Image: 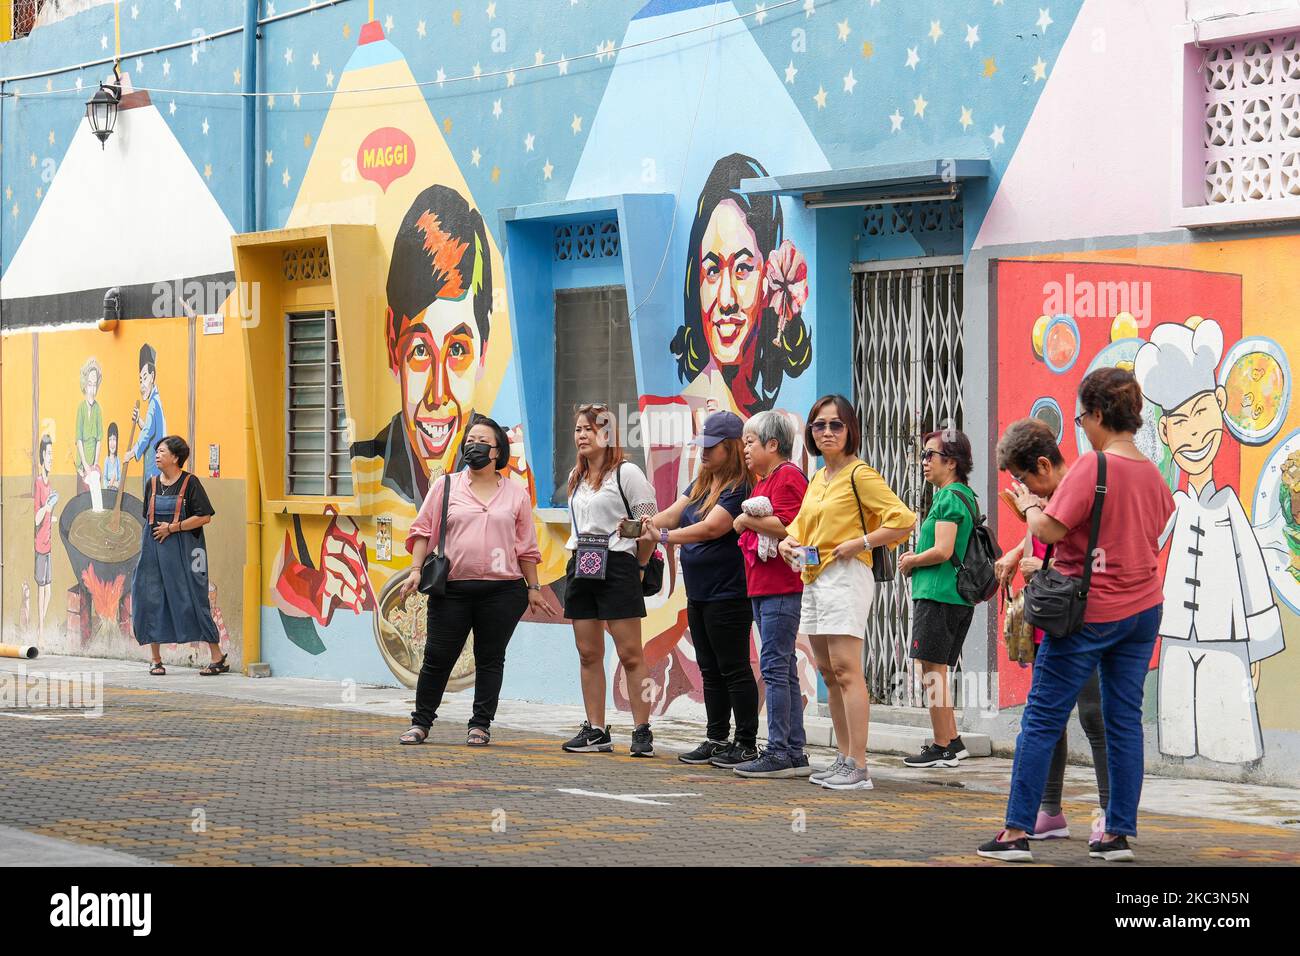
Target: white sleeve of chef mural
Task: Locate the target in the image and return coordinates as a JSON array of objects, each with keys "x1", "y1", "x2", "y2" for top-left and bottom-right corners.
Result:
[{"x1": 1228, "y1": 491, "x2": 1286, "y2": 662}]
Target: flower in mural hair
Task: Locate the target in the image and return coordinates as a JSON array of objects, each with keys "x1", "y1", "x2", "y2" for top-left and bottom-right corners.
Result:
[{"x1": 764, "y1": 239, "x2": 809, "y2": 345}]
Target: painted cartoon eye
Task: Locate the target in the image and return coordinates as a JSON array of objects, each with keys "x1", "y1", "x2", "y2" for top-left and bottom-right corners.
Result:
[
  {"x1": 447, "y1": 341, "x2": 469, "y2": 359},
  {"x1": 735, "y1": 261, "x2": 753, "y2": 278},
  {"x1": 409, "y1": 341, "x2": 429, "y2": 361},
  {"x1": 704, "y1": 262, "x2": 721, "y2": 279}
]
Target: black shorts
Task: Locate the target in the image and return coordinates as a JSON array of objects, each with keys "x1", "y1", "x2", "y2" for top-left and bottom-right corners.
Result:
[
  {"x1": 909, "y1": 598, "x2": 974, "y2": 667},
  {"x1": 564, "y1": 550, "x2": 646, "y2": 621}
]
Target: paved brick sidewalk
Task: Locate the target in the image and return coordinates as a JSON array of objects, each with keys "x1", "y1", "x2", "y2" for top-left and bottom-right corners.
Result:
[{"x1": 1, "y1": 687, "x2": 1295, "y2": 866}]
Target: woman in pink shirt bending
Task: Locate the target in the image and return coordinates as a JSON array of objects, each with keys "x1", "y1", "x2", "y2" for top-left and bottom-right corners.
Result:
[{"x1": 398, "y1": 416, "x2": 555, "y2": 747}]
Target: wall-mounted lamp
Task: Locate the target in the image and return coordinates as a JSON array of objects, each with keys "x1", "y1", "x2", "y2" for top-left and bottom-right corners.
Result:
[
  {"x1": 85, "y1": 63, "x2": 122, "y2": 149},
  {"x1": 98, "y1": 287, "x2": 121, "y2": 332}
]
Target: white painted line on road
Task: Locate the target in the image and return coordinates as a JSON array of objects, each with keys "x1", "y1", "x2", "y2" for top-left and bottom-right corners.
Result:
[
  {"x1": 556, "y1": 788, "x2": 701, "y2": 806},
  {"x1": 0, "y1": 712, "x2": 65, "y2": 720}
]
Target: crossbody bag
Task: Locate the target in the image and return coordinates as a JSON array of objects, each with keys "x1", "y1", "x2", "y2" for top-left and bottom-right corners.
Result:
[{"x1": 1023, "y1": 452, "x2": 1107, "y2": 639}]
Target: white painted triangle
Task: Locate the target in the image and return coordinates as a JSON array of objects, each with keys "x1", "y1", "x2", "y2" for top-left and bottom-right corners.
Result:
[{"x1": 2, "y1": 102, "x2": 235, "y2": 300}]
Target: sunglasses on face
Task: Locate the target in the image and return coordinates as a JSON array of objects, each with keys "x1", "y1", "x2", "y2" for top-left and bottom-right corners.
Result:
[
  {"x1": 811, "y1": 420, "x2": 846, "y2": 434},
  {"x1": 921, "y1": 449, "x2": 948, "y2": 462}
]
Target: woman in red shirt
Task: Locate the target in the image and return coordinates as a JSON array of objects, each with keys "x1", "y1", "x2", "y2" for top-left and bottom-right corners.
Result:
[
  {"x1": 979, "y1": 369, "x2": 1174, "y2": 864},
  {"x1": 995, "y1": 418, "x2": 1110, "y2": 846}
]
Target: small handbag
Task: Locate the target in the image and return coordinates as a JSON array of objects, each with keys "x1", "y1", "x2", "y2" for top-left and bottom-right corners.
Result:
[
  {"x1": 847, "y1": 463, "x2": 897, "y2": 583},
  {"x1": 418, "y1": 475, "x2": 453, "y2": 597},
  {"x1": 570, "y1": 484, "x2": 613, "y2": 581},
  {"x1": 1002, "y1": 586, "x2": 1037, "y2": 664},
  {"x1": 1023, "y1": 453, "x2": 1108, "y2": 639}
]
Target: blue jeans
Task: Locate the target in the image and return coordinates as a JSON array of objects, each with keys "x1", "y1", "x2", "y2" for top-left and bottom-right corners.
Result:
[
  {"x1": 752, "y1": 593, "x2": 806, "y2": 758},
  {"x1": 1005, "y1": 604, "x2": 1161, "y2": 838}
]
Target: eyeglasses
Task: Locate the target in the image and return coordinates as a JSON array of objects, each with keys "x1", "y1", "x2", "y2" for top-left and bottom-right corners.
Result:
[
  {"x1": 1074, "y1": 411, "x2": 1090, "y2": 427},
  {"x1": 921, "y1": 449, "x2": 948, "y2": 462},
  {"x1": 810, "y1": 420, "x2": 846, "y2": 434}
]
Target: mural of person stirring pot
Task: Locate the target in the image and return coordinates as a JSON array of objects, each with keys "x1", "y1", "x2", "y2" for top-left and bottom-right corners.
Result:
[{"x1": 131, "y1": 436, "x2": 227, "y2": 676}]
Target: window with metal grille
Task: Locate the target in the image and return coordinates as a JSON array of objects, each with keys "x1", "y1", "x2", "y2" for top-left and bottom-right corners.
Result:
[
  {"x1": 285, "y1": 310, "x2": 353, "y2": 497},
  {"x1": 852, "y1": 259, "x2": 964, "y2": 707},
  {"x1": 552, "y1": 286, "x2": 644, "y2": 506}
]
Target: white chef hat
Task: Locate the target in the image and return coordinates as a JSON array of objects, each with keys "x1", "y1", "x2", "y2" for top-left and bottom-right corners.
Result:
[{"x1": 1133, "y1": 319, "x2": 1223, "y2": 411}]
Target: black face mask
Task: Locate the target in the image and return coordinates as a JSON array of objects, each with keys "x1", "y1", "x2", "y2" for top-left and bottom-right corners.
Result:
[{"x1": 462, "y1": 442, "x2": 495, "y2": 471}]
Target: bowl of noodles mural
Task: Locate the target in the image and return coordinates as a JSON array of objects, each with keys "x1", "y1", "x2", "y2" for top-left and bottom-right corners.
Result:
[
  {"x1": 58, "y1": 488, "x2": 146, "y2": 612},
  {"x1": 373, "y1": 568, "x2": 475, "y2": 690}
]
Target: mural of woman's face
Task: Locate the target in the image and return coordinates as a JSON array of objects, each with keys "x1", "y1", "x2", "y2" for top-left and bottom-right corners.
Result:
[
  {"x1": 699, "y1": 199, "x2": 765, "y2": 367},
  {"x1": 396, "y1": 295, "x2": 483, "y2": 476},
  {"x1": 85, "y1": 370, "x2": 99, "y2": 403}
]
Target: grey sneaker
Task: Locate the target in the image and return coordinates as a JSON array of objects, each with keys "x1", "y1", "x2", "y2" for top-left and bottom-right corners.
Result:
[
  {"x1": 809, "y1": 754, "x2": 846, "y2": 784},
  {"x1": 821, "y1": 756, "x2": 874, "y2": 791}
]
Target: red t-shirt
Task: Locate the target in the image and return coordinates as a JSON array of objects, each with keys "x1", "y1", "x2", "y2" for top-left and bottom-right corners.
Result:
[
  {"x1": 1044, "y1": 452, "x2": 1173, "y2": 623},
  {"x1": 34, "y1": 476, "x2": 52, "y2": 556},
  {"x1": 740, "y1": 462, "x2": 808, "y2": 597}
]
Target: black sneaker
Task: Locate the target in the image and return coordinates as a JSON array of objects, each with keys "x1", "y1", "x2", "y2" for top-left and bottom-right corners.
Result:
[
  {"x1": 788, "y1": 753, "x2": 814, "y2": 778},
  {"x1": 977, "y1": 831, "x2": 1033, "y2": 863},
  {"x1": 562, "y1": 721, "x2": 613, "y2": 753},
  {"x1": 679, "y1": 739, "x2": 730, "y2": 765},
  {"x1": 903, "y1": 742, "x2": 959, "y2": 768},
  {"x1": 629, "y1": 723, "x2": 655, "y2": 758},
  {"x1": 1089, "y1": 834, "x2": 1135, "y2": 862},
  {"x1": 709, "y1": 742, "x2": 758, "y2": 768},
  {"x1": 947, "y1": 735, "x2": 970, "y2": 760}
]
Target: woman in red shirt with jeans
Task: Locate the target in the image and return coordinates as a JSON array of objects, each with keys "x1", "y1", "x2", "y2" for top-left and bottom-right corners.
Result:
[
  {"x1": 979, "y1": 369, "x2": 1174, "y2": 864},
  {"x1": 732, "y1": 410, "x2": 812, "y2": 778}
]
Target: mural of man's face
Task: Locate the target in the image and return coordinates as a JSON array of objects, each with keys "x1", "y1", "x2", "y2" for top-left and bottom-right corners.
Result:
[
  {"x1": 1158, "y1": 387, "x2": 1227, "y2": 478},
  {"x1": 699, "y1": 199, "x2": 764, "y2": 367},
  {"x1": 139, "y1": 365, "x2": 154, "y2": 400},
  {"x1": 395, "y1": 295, "x2": 483, "y2": 475}
]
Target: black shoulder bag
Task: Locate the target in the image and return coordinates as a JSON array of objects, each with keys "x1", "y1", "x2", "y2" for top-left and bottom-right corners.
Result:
[
  {"x1": 947, "y1": 488, "x2": 1003, "y2": 605},
  {"x1": 616, "y1": 464, "x2": 665, "y2": 596},
  {"x1": 1023, "y1": 453, "x2": 1107, "y2": 639},
  {"x1": 847, "y1": 463, "x2": 896, "y2": 583},
  {"x1": 418, "y1": 475, "x2": 453, "y2": 597}
]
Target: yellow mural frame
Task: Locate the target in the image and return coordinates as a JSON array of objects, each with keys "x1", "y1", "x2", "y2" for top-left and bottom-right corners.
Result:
[{"x1": 233, "y1": 224, "x2": 383, "y2": 515}]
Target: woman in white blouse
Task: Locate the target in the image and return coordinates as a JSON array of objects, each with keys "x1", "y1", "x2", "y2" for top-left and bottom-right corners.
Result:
[{"x1": 561, "y1": 403, "x2": 660, "y2": 757}]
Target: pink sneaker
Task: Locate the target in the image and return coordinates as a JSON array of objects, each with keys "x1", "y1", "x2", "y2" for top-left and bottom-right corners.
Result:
[
  {"x1": 1028, "y1": 810, "x2": 1070, "y2": 840},
  {"x1": 1090, "y1": 809, "x2": 1106, "y2": 846}
]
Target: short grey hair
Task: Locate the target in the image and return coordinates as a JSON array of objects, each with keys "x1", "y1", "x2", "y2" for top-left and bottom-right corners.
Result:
[{"x1": 742, "y1": 410, "x2": 794, "y2": 459}]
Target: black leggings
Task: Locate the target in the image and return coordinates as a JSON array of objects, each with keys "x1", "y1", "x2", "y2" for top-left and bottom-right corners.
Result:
[
  {"x1": 410, "y1": 579, "x2": 529, "y2": 732},
  {"x1": 1041, "y1": 668, "x2": 1110, "y2": 815},
  {"x1": 687, "y1": 597, "x2": 758, "y2": 748}
]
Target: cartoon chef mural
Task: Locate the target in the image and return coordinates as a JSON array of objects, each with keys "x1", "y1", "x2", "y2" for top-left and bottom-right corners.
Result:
[{"x1": 1134, "y1": 318, "x2": 1286, "y2": 764}]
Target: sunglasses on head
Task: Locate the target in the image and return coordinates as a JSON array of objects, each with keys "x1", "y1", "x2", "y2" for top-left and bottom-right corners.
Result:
[{"x1": 811, "y1": 420, "x2": 846, "y2": 434}]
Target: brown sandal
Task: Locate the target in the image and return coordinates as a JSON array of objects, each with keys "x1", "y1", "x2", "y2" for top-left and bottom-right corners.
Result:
[{"x1": 467, "y1": 728, "x2": 491, "y2": 747}]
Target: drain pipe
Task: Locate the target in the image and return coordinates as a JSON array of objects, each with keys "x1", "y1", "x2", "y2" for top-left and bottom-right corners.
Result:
[{"x1": 239, "y1": 0, "x2": 262, "y2": 676}]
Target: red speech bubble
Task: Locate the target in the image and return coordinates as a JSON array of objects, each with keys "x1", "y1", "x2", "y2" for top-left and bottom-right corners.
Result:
[{"x1": 357, "y1": 127, "x2": 415, "y2": 193}]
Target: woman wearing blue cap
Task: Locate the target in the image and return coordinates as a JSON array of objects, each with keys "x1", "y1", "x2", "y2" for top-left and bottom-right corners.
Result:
[{"x1": 644, "y1": 411, "x2": 758, "y2": 768}]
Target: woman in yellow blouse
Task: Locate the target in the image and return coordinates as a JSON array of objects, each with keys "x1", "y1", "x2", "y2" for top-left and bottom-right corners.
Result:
[{"x1": 779, "y1": 395, "x2": 915, "y2": 791}]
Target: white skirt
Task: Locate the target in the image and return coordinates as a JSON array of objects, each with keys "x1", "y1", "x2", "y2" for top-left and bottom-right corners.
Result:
[{"x1": 799, "y1": 557, "x2": 876, "y2": 637}]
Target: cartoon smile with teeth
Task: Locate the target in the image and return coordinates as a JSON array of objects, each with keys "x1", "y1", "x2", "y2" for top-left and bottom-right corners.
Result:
[{"x1": 352, "y1": 184, "x2": 494, "y2": 505}]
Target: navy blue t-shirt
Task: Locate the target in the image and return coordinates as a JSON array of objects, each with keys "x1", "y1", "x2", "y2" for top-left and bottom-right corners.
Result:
[{"x1": 679, "y1": 480, "x2": 750, "y2": 602}]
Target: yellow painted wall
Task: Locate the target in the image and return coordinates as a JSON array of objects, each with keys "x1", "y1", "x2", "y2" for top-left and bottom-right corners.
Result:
[{"x1": 1, "y1": 313, "x2": 247, "y2": 666}]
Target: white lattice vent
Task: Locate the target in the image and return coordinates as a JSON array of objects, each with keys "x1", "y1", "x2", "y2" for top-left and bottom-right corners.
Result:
[{"x1": 1201, "y1": 32, "x2": 1300, "y2": 204}]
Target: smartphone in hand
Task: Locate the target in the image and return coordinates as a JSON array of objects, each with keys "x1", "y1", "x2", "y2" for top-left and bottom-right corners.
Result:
[
  {"x1": 618, "y1": 518, "x2": 643, "y2": 538},
  {"x1": 999, "y1": 489, "x2": 1026, "y2": 522}
]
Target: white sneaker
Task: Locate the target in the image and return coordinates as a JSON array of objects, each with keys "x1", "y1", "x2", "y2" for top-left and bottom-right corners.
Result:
[
  {"x1": 809, "y1": 754, "x2": 846, "y2": 785},
  {"x1": 821, "y1": 757, "x2": 874, "y2": 791}
]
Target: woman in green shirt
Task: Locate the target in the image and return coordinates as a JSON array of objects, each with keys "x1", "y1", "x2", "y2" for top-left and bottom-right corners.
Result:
[{"x1": 898, "y1": 429, "x2": 977, "y2": 769}]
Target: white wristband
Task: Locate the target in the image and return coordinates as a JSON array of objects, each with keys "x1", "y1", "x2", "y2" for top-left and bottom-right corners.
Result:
[{"x1": 863, "y1": 535, "x2": 871, "y2": 551}]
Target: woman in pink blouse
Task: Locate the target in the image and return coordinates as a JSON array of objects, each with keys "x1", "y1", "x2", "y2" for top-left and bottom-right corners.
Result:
[{"x1": 398, "y1": 416, "x2": 554, "y2": 747}]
